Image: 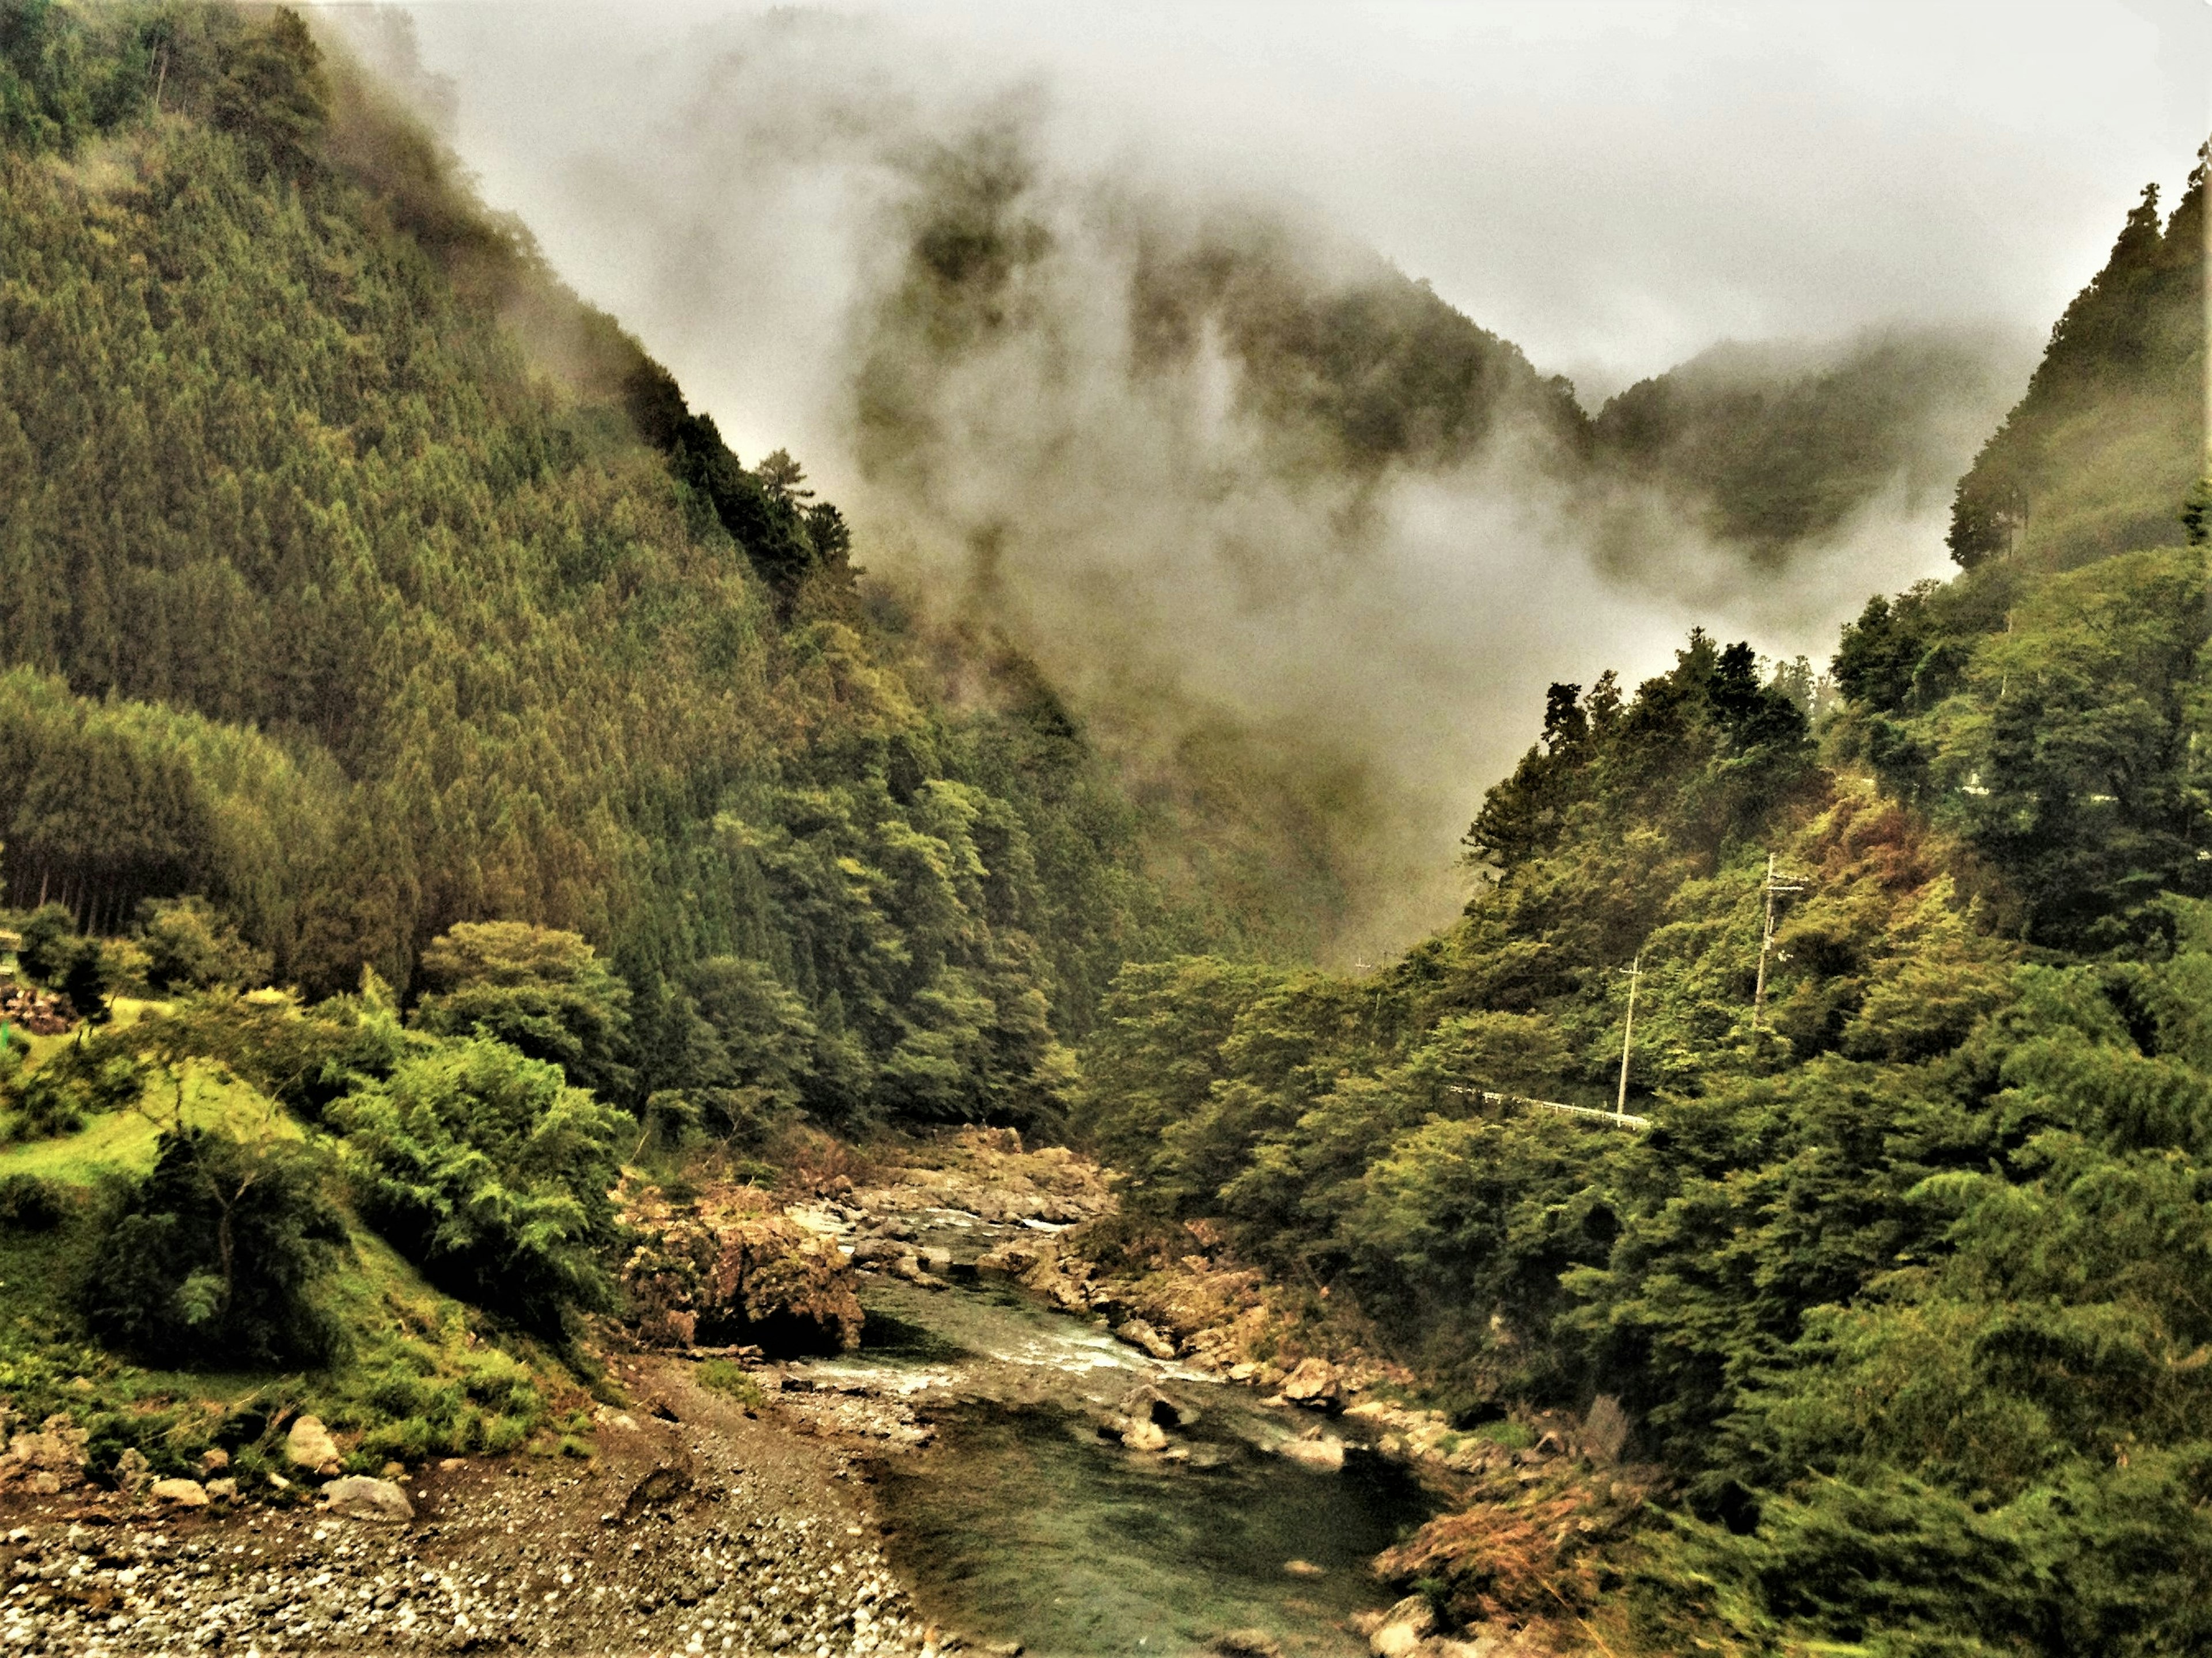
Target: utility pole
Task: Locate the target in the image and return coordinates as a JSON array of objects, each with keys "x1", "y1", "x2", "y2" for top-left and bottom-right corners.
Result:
[
  {"x1": 1752, "y1": 852, "x2": 1808, "y2": 1031},
  {"x1": 1616, "y1": 952, "x2": 1641, "y2": 1118}
]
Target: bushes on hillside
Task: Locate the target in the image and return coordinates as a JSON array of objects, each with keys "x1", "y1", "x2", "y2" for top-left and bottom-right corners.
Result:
[
  {"x1": 410, "y1": 923, "x2": 635, "y2": 1103},
  {"x1": 81, "y1": 1127, "x2": 344, "y2": 1368},
  {"x1": 332, "y1": 1037, "x2": 628, "y2": 1335},
  {"x1": 137, "y1": 897, "x2": 272, "y2": 993}
]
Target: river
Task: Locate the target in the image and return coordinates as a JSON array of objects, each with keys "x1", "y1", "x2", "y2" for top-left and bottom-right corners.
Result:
[{"x1": 782, "y1": 1268, "x2": 1441, "y2": 1658}]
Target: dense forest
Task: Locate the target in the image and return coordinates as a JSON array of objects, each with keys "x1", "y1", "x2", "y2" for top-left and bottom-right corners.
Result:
[
  {"x1": 0, "y1": 0, "x2": 1197, "y2": 1129},
  {"x1": 6, "y1": 3, "x2": 2212, "y2": 1654},
  {"x1": 1080, "y1": 150, "x2": 2212, "y2": 1655}
]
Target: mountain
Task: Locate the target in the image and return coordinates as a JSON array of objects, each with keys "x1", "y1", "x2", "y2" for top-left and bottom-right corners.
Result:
[
  {"x1": 1589, "y1": 325, "x2": 2027, "y2": 564},
  {"x1": 1079, "y1": 145, "x2": 2212, "y2": 1656},
  {"x1": 0, "y1": 0, "x2": 1184, "y2": 1125},
  {"x1": 1947, "y1": 162, "x2": 2207, "y2": 567}
]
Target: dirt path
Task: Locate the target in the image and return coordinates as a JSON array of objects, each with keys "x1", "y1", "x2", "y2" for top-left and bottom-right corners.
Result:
[{"x1": 0, "y1": 1356, "x2": 945, "y2": 1657}]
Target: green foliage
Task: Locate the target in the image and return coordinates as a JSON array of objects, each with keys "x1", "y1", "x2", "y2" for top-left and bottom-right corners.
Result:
[
  {"x1": 332, "y1": 1037, "x2": 628, "y2": 1334},
  {"x1": 411, "y1": 922, "x2": 635, "y2": 1104},
  {"x1": 137, "y1": 897, "x2": 271, "y2": 993},
  {"x1": 13, "y1": 903, "x2": 73, "y2": 984},
  {"x1": 696, "y1": 1356, "x2": 767, "y2": 1409},
  {"x1": 0, "y1": 4, "x2": 1176, "y2": 1125},
  {"x1": 81, "y1": 1125, "x2": 343, "y2": 1368},
  {"x1": 1947, "y1": 158, "x2": 2206, "y2": 570},
  {"x1": 1836, "y1": 547, "x2": 2211, "y2": 947},
  {"x1": 0, "y1": 1171, "x2": 63, "y2": 1231},
  {"x1": 1, "y1": 1048, "x2": 146, "y2": 1143}
]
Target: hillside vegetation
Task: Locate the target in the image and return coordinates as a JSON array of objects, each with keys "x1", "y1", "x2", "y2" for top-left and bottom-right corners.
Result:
[
  {"x1": 1079, "y1": 151, "x2": 2212, "y2": 1655},
  {"x1": 0, "y1": 0, "x2": 1186, "y2": 1126},
  {"x1": 0, "y1": 0, "x2": 1205, "y2": 1492},
  {"x1": 7, "y1": 5, "x2": 2212, "y2": 1653}
]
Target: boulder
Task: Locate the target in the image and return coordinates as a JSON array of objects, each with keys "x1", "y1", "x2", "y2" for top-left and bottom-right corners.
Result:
[
  {"x1": 974, "y1": 1242, "x2": 1039, "y2": 1281},
  {"x1": 149, "y1": 1478, "x2": 209, "y2": 1508},
  {"x1": 285, "y1": 1416, "x2": 342, "y2": 1475},
  {"x1": 0, "y1": 1416, "x2": 88, "y2": 1490},
  {"x1": 112, "y1": 1447, "x2": 154, "y2": 1495},
  {"x1": 1278, "y1": 1433, "x2": 1345, "y2": 1471},
  {"x1": 1114, "y1": 1318, "x2": 1179, "y2": 1361},
  {"x1": 1281, "y1": 1357, "x2": 1340, "y2": 1406},
  {"x1": 197, "y1": 1447, "x2": 231, "y2": 1477},
  {"x1": 624, "y1": 1204, "x2": 865, "y2": 1355},
  {"x1": 1580, "y1": 1394, "x2": 1631, "y2": 1464},
  {"x1": 1120, "y1": 1417, "x2": 1168, "y2": 1452},
  {"x1": 1283, "y1": 1560, "x2": 1326, "y2": 1578},
  {"x1": 321, "y1": 1475, "x2": 415, "y2": 1523},
  {"x1": 204, "y1": 1478, "x2": 238, "y2": 1502},
  {"x1": 1370, "y1": 1595, "x2": 1437, "y2": 1658},
  {"x1": 1119, "y1": 1383, "x2": 1198, "y2": 1429}
]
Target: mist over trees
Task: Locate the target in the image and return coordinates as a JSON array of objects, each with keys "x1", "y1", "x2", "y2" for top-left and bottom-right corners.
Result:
[
  {"x1": 0, "y1": 0, "x2": 1185, "y2": 1125},
  {"x1": 4, "y1": 5, "x2": 2211, "y2": 1653}
]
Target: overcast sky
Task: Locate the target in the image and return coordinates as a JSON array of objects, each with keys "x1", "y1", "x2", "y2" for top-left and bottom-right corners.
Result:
[{"x1": 393, "y1": 0, "x2": 2210, "y2": 404}]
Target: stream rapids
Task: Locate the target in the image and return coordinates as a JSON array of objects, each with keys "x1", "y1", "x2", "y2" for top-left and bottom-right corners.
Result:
[{"x1": 774, "y1": 1198, "x2": 1443, "y2": 1658}]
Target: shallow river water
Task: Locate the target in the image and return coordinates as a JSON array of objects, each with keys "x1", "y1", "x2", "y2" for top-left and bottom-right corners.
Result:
[{"x1": 789, "y1": 1273, "x2": 1441, "y2": 1658}]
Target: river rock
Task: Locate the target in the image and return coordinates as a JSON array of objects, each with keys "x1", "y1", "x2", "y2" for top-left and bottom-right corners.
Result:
[
  {"x1": 286, "y1": 1415, "x2": 342, "y2": 1474},
  {"x1": 1281, "y1": 1357, "x2": 1340, "y2": 1406},
  {"x1": 150, "y1": 1477, "x2": 209, "y2": 1507},
  {"x1": 0, "y1": 1414, "x2": 88, "y2": 1490},
  {"x1": 322, "y1": 1475, "x2": 415, "y2": 1523},
  {"x1": 1278, "y1": 1432, "x2": 1345, "y2": 1470},
  {"x1": 1115, "y1": 1318, "x2": 1179, "y2": 1361},
  {"x1": 974, "y1": 1241, "x2": 1039, "y2": 1281},
  {"x1": 1283, "y1": 1559, "x2": 1325, "y2": 1578},
  {"x1": 1370, "y1": 1595, "x2": 1437, "y2": 1657},
  {"x1": 112, "y1": 1447, "x2": 153, "y2": 1494},
  {"x1": 1119, "y1": 1382, "x2": 1198, "y2": 1429},
  {"x1": 624, "y1": 1197, "x2": 865, "y2": 1353},
  {"x1": 205, "y1": 1477, "x2": 238, "y2": 1501},
  {"x1": 1120, "y1": 1417, "x2": 1169, "y2": 1452},
  {"x1": 198, "y1": 1445, "x2": 231, "y2": 1476}
]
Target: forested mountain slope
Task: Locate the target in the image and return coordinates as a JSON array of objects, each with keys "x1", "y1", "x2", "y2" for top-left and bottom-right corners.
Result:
[
  {"x1": 1947, "y1": 169, "x2": 2206, "y2": 567},
  {"x1": 0, "y1": 0, "x2": 1183, "y2": 1124},
  {"x1": 1080, "y1": 147, "x2": 2212, "y2": 1656}
]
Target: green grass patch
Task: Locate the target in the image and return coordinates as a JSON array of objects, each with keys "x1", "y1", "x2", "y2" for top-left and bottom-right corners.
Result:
[
  {"x1": 0, "y1": 1160, "x2": 571, "y2": 1485},
  {"x1": 696, "y1": 1357, "x2": 767, "y2": 1409},
  {"x1": 0, "y1": 1058, "x2": 293, "y2": 1182},
  {"x1": 1471, "y1": 1418, "x2": 1536, "y2": 1450}
]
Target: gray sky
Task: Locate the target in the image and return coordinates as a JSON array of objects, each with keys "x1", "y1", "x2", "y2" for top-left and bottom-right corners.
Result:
[{"x1": 393, "y1": 0, "x2": 2208, "y2": 404}]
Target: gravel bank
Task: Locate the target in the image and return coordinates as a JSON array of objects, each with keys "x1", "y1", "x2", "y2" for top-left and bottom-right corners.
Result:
[{"x1": 0, "y1": 1358, "x2": 967, "y2": 1658}]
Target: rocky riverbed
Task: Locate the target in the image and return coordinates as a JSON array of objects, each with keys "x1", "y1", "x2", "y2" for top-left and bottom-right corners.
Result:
[
  {"x1": 0, "y1": 1356, "x2": 943, "y2": 1657},
  {"x1": 0, "y1": 1128, "x2": 1626, "y2": 1657}
]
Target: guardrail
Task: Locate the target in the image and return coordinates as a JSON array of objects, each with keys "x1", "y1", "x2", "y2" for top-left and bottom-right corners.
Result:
[{"x1": 1445, "y1": 1085, "x2": 1650, "y2": 1132}]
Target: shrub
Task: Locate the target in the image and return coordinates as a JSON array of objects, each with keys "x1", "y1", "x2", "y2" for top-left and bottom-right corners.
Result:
[
  {"x1": 14, "y1": 906, "x2": 76, "y2": 986},
  {"x1": 81, "y1": 1128, "x2": 344, "y2": 1368},
  {"x1": 0, "y1": 1173, "x2": 65, "y2": 1232},
  {"x1": 137, "y1": 898, "x2": 273, "y2": 994},
  {"x1": 1, "y1": 1051, "x2": 146, "y2": 1142},
  {"x1": 334, "y1": 1037, "x2": 628, "y2": 1335},
  {"x1": 410, "y1": 923, "x2": 635, "y2": 1103}
]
